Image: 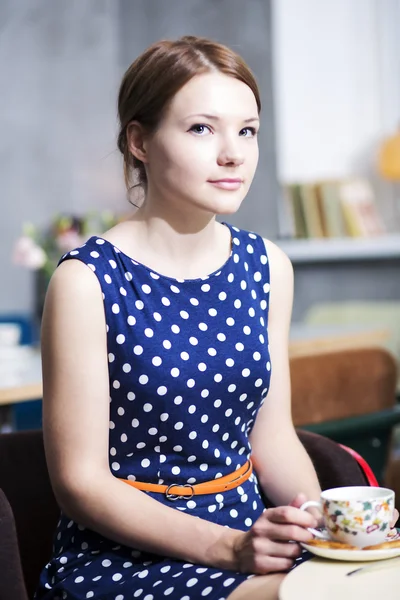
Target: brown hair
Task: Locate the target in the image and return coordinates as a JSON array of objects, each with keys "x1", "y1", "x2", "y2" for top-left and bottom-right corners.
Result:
[{"x1": 117, "y1": 35, "x2": 261, "y2": 195}]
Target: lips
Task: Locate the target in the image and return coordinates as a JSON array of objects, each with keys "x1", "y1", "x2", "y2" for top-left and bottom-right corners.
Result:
[
  {"x1": 208, "y1": 178, "x2": 243, "y2": 190},
  {"x1": 209, "y1": 179, "x2": 243, "y2": 184}
]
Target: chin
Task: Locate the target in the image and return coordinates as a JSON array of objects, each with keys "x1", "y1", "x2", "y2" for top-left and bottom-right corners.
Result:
[
  {"x1": 215, "y1": 203, "x2": 243, "y2": 215},
  {"x1": 195, "y1": 191, "x2": 246, "y2": 216},
  {"x1": 213, "y1": 197, "x2": 246, "y2": 215}
]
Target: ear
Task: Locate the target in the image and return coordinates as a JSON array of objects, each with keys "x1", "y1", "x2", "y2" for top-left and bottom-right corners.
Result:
[{"x1": 127, "y1": 121, "x2": 149, "y2": 164}]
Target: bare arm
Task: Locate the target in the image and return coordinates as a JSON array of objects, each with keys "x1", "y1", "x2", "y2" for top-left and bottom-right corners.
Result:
[
  {"x1": 249, "y1": 242, "x2": 321, "y2": 507},
  {"x1": 42, "y1": 260, "x2": 241, "y2": 570}
]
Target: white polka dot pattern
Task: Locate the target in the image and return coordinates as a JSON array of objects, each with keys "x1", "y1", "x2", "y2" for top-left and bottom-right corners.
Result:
[{"x1": 37, "y1": 224, "x2": 311, "y2": 599}]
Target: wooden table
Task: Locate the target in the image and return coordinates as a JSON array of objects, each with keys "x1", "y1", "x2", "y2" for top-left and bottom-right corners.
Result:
[
  {"x1": 279, "y1": 556, "x2": 400, "y2": 600},
  {"x1": 0, "y1": 324, "x2": 390, "y2": 406}
]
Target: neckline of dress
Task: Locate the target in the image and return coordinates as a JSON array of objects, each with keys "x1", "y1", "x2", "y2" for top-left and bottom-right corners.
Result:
[{"x1": 91, "y1": 221, "x2": 237, "y2": 284}]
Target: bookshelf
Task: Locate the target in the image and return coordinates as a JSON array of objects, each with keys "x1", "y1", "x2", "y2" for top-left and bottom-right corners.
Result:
[{"x1": 276, "y1": 234, "x2": 400, "y2": 264}]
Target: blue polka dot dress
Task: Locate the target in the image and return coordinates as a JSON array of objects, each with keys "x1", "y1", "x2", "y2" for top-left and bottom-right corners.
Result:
[{"x1": 35, "y1": 223, "x2": 310, "y2": 600}]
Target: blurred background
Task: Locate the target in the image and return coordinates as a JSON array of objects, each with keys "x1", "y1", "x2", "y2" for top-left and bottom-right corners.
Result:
[
  {"x1": 1, "y1": 0, "x2": 400, "y2": 459},
  {"x1": 3, "y1": 0, "x2": 400, "y2": 321}
]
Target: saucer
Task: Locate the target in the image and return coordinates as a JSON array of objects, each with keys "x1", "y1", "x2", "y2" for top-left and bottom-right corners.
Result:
[{"x1": 301, "y1": 528, "x2": 400, "y2": 562}]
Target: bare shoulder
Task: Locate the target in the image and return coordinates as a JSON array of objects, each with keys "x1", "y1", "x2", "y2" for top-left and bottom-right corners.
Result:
[
  {"x1": 43, "y1": 260, "x2": 105, "y2": 337},
  {"x1": 262, "y1": 238, "x2": 294, "y2": 284},
  {"x1": 48, "y1": 258, "x2": 101, "y2": 303}
]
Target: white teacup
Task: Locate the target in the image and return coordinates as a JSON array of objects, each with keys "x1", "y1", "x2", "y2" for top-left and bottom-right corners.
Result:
[{"x1": 300, "y1": 486, "x2": 395, "y2": 548}]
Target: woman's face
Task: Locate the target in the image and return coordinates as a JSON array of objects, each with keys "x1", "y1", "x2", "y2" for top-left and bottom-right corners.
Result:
[{"x1": 143, "y1": 72, "x2": 260, "y2": 216}]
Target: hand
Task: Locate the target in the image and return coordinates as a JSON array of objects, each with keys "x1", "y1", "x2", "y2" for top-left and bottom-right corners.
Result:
[
  {"x1": 390, "y1": 508, "x2": 399, "y2": 529},
  {"x1": 232, "y1": 495, "x2": 318, "y2": 575},
  {"x1": 290, "y1": 492, "x2": 324, "y2": 528}
]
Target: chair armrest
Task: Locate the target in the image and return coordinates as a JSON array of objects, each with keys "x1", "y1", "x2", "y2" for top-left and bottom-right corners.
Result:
[{"x1": 296, "y1": 429, "x2": 373, "y2": 490}]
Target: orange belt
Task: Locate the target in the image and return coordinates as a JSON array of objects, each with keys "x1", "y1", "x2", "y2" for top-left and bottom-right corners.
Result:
[{"x1": 122, "y1": 459, "x2": 253, "y2": 501}]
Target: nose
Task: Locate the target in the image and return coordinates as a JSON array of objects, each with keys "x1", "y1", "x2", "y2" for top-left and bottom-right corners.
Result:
[{"x1": 217, "y1": 136, "x2": 245, "y2": 167}]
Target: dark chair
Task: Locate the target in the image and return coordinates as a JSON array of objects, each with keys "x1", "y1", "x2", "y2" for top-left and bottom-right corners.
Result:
[
  {"x1": 0, "y1": 429, "x2": 377, "y2": 600},
  {"x1": 0, "y1": 430, "x2": 59, "y2": 600}
]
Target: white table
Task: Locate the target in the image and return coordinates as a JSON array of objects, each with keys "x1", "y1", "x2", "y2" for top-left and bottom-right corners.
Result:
[
  {"x1": 279, "y1": 556, "x2": 400, "y2": 600},
  {"x1": 0, "y1": 345, "x2": 42, "y2": 405}
]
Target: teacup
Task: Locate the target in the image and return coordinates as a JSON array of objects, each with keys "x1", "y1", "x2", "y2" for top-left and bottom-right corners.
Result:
[{"x1": 300, "y1": 486, "x2": 395, "y2": 548}]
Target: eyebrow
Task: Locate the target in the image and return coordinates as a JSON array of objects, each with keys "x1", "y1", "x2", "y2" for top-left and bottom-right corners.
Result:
[{"x1": 185, "y1": 113, "x2": 260, "y2": 124}]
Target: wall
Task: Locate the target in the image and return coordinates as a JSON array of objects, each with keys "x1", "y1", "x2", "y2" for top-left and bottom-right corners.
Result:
[
  {"x1": 2, "y1": 0, "x2": 278, "y2": 315},
  {"x1": 1, "y1": 0, "x2": 126, "y2": 314},
  {"x1": 271, "y1": 0, "x2": 400, "y2": 319},
  {"x1": 272, "y1": 0, "x2": 400, "y2": 179},
  {"x1": 3, "y1": 0, "x2": 399, "y2": 320},
  {"x1": 272, "y1": 0, "x2": 400, "y2": 233}
]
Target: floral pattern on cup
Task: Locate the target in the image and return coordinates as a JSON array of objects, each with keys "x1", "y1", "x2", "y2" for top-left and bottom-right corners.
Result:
[{"x1": 322, "y1": 497, "x2": 393, "y2": 538}]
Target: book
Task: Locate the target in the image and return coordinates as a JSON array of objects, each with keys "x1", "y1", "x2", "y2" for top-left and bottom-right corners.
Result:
[
  {"x1": 314, "y1": 184, "x2": 329, "y2": 237},
  {"x1": 281, "y1": 177, "x2": 386, "y2": 240},
  {"x1": 317, "y1": 181, "x2": 348, "y2": 238},
  {"x1": 299, "y1": 183, "x2": 325, "y2": 238},
  {"x1": 338, "y1": 179, "x2": 386, "y2": 237},
  {"x1": 286, "y1": 184, "x2": 308, "y2": 238}
]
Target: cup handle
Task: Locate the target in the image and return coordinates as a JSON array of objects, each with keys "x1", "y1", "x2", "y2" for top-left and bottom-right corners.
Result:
[{"x1": 299, "y1": 500, "x2": 329, "y2": 539}]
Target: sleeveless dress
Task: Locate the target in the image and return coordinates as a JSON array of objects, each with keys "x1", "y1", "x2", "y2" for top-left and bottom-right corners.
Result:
[{"x1": 35, "y1": 223, "x2": 310, "y2": 600}]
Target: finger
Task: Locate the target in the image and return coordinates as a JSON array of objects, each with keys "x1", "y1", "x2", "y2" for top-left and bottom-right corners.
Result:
[
  {"x1": 266, "y1": 506, "x2": 318, "y2": 529},
  {"x1": 253, "y1": 555, "x2": 294, "y2": 575},
  {"x1": 289, "y1": 493, "x2": 308, "y2": 509},
  {"x1": 289, "y1": 494, "x2": 323, "y2": 527},
  {"x1": 266, "y1": 522, "x2": 315, "y2": 544},
  {"x1": 266, "y1": 540, "x2": 303, "y2": 559},
  {"x1": 252, "y1": 535, "x2": 303, "y2": 558}
]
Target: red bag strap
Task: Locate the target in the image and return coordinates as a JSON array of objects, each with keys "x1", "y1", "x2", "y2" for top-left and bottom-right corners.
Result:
[{"x1": 339, "y1": 443, "x2": 379, "y2": 487}]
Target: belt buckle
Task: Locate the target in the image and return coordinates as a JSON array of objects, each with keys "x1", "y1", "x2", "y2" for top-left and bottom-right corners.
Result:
[{"x1": 165, "y1": 483, "x2": 195, "y2": 501}]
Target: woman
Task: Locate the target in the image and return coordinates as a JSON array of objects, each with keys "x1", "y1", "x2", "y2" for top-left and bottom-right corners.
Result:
[{"x1": 36, "y1": 35, "x2": 323, "y2": 600}]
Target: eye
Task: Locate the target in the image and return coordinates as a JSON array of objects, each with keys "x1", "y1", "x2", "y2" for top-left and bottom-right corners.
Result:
[
  {"x1": 188, "y1": 124, "x2": 212, "y2": 135},
  {"x1": 239, "y1": 127, "x2": 258, "y2": 137}
]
